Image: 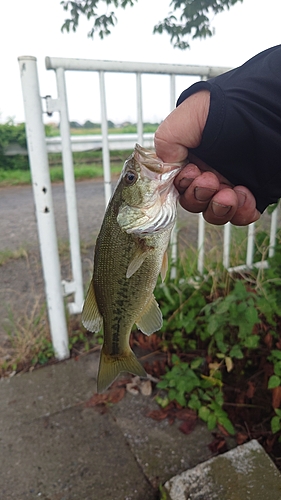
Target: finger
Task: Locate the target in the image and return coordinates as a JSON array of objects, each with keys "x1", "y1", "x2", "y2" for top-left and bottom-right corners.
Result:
[
  {"x1": 203, "y1": 188, "x2": 238, "y2": 225},
  {"x1": 174, "y1": 163, "x2": 202, "y2": 194},
  {"x1": 230, "y1": 186, "x2": 260, "y2": 225},
  {"x1": 178, "y1": 171, "x2": 220, "y2": 213}
]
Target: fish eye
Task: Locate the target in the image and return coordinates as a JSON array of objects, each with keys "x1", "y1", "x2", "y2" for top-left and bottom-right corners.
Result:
[{"x1": 124, "y1": 170, "x2": 137, "y2": 185}]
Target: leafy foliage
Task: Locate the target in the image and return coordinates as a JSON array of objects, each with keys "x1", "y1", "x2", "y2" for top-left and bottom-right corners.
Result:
[
  {"x1": 152, "y1": 238, "x2": 281, "y2": 442},
  {"x1": 0, "y1": 121, "x2": 28, "y2": 170},
  {"x1": 61, "y1": 0, "x2": 244, "y2": 49}
]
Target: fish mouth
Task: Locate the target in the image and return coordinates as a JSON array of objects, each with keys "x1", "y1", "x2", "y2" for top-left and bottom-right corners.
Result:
[
  {"x1": 117, "y1": 144, "x2": 186, "y2": 236},
  {"x1": 134, "y1": 143, "x2": 185, "y2": 176}
]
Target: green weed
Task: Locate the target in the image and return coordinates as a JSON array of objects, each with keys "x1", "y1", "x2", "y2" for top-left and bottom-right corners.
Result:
[{"x1": 154, "y1": 230, "x2": 281, "y2": 437}]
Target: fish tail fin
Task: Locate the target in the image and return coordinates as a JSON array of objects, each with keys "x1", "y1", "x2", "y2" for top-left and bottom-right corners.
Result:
[{"x1": 97, "y1": 348, "x2": 147, "y2": 393}]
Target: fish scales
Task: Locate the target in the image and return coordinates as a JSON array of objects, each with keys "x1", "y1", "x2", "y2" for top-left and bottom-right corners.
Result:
[{"x1": 82, "y1": 144, "x2": 184, "y2": 392}]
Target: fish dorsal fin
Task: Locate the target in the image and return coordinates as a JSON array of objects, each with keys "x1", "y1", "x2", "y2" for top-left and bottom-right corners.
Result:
[
  {"x1": 126, "y1": 247, "x2": 149, "y2": 278},
  {"x1": 160, "y1": 251, "x2": 168, "y2": 282},
  {"x1": 136, "y1": 294, "x2": 163, "y2": 336},
  {"x1": 82, "y1": 278, "x2": 103, "y2": 333}
]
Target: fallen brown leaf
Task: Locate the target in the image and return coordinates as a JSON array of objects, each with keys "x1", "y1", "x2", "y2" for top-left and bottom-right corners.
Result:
[
  {"x1": 236, "y1": 432, "x2": 248, "y2": 445},
  {"x1": 272, "y1": 386, "x2": 281, "y2": 409},
  {"x1": 246, "y1": 381, "x2": 256, "y2": 399},
  {"x1": 217, "y1": 423, "x2": 231, "y2": 437},
  {"x1": 179, "y1": 419, "x2": 197, "y2": 435},
  {"x1": 147, "y1": 409, "x2": 169, "y2": 421},
  {"x1": 208, "y1": 433, "x2": 228, "y2": 454}
]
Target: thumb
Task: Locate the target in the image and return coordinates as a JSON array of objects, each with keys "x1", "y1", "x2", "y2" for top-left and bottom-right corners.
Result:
[{"x1": 154, "y1": 90, "x2": 210, "y2": 163}]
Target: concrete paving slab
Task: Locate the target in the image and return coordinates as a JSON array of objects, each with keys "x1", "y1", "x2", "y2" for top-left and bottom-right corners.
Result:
[
  {"x1": 164, "y1": 439, "x2": 281, "y2": 500},
  {"x1": 0, "y1": 353, "x2": 155, "y2": 500},
  {"x1": 4, "y1": 351, "x2": 273, "y2": 500},
  {"x1": 110, "y1": 393, "x2": 219, "y2": 487},
  {"x1": 1, "y1": 406, "x2": 154, "y2": 500},
  {"x1": 0, "y1": 353, "x2": 99, "y2": 425}
]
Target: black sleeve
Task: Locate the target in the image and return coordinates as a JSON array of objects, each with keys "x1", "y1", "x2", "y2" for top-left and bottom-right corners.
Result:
[{"x1": 176, "y1": 45, "x2": 281, "y2": 213}]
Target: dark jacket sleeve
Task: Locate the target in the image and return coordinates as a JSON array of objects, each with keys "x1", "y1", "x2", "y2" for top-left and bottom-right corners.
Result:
[{"x1": 176, "y1": 45, "x2": 281, "y2": 213}]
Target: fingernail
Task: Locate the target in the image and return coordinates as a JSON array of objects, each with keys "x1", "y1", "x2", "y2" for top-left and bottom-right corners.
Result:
[
  {"x1": 179, "y1": 178, "x2": 194, "y2": 189},
  {"x1": 236, "y1": 190, "x2": 246, "y2": 208},
  {"x1": 195, "y1": 187, "x2": 217, "y2": 202},
  {"x1": 212, "y1": 202, "x2": 232, "y2": 217}
]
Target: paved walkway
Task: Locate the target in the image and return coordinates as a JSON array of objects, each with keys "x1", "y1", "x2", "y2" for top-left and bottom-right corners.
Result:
[{"x1": 0, "y1": 352, "x2": 218, "y2": 500}]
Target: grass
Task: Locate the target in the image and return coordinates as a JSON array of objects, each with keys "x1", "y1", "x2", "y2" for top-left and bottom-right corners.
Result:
[
  {"x1": 0, "y1": 247, "x2": 28, "y2": 266},
  {"x1": 1, "y1": 298, "x2": 52, "y2": 374},
  {"x1": 0, "y1": 163, "x2": 124, "y2": 186},
  {"x1": 0, "y1": 149, "x2": 130, "y2": 187}
]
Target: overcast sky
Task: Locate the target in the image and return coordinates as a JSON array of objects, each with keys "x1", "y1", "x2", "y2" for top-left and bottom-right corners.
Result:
[{"x1": 1, "y1": 0, "x2": 280, "y2": 124}]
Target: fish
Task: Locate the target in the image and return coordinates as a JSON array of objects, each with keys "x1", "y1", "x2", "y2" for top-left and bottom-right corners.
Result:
[{"x1": 82, "y1": 143, "x2": 184, "y2": 393}]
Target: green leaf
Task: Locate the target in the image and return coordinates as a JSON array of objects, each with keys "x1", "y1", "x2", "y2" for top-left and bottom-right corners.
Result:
[
  {"x1": 271, "y1": 416, "x2": 281, "y2": 434},
  {"x1": 229, "y1": 345, "x2": 244, "y2": 359},
  {"x1": 244, "y1": 335, "x2": 259, "y2": 349},
  {"x1": 271, "y1": 350, "x2": 281, "y2": 360},
  {"x1": 207, "y1": 413, "x2": 217, "y2": 430},
  {"x1": 198, "y1": 406, "x2": 210, "y2": 422},
  {"x1": 190, "y1": 357, "x2": 203, "y2": 370},
  {"x1": 245, "y1": 306, "x2": 259, "y2": 325},
  {"x1": 274, "y1": 361, "x2": 281, "y2": 377},
  {"x1": 175, "y1": 391, "x2": 187, "y2": 407},
  {"x1": 171, "y1": 354, "x2": 180, "y2": 365},
  {"x1": 218, "y1": 416, "x2": 235, "y2": 435},
  {"x1": 188, "y1": 394, "x2": 201, "y2": 411},
  {"x1": 157, "y1": 379, "x2": 169, "y2": 389},
  {"x1": 268, "y1": 375, "x2": 281, "y2": 389}
]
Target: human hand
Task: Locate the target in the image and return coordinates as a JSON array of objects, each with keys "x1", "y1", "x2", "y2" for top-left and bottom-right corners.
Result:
[{"x1": 154, "y1": 91, "x2": 260, "y2": 226}]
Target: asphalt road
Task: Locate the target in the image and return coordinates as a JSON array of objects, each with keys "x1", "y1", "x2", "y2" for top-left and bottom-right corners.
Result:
[{"x1": 0, "y1": 179, "x2": 109, "y2": 253}]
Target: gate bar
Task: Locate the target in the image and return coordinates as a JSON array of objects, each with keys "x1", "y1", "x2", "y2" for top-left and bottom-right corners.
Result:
[
  {"x1": 55, "y1": 67, "x2": 84, "y2": 313},
  {"x1": 18, "y1": 56, "x2": 69, "y2": 360},
  {"x1": 99, "y1": 70, "x2": 112, "y2": 206}
]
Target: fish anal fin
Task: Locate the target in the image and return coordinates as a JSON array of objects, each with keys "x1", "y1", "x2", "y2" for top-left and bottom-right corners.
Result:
[
  {"x1": 161, "y1": 251, "x2": 169, "y2": 282},
  {"x1": 97, "y1": 348, "x2": 147, "y2": 393},
  {"x1": 82, "y1": 278, "x2": 103, "y2": 333},
  {"x1": 126, "y1": 247, "x2": 149, "y2": 278},
  {"x1": 136, "y1": 294, "x2": 163, "y2": 336}
]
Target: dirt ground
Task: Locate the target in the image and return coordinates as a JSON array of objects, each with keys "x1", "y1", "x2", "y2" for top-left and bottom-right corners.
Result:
[{"x1": 0, "y1": 180, "x2": 108, "y2": 353}]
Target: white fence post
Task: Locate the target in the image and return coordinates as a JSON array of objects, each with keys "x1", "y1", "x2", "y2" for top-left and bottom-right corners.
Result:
[
  {"x1": 18, "y1": 56, "x2": 69, "y2": 360},
  {"x1": 269, "y1": 205, "x2": 279, "y2": 258},
  {"x1": 223, "y1": 223, "x2": 231, "y2": 269},
  {"x1": 99, "y1": 70, "x2": 112, "y2": 206},
  {"x1": 55, "y1": 67, "x2": 84, "y2": 314},
  {"x1": 136, "y1": 72, "x2": 143, "y2": 145},
  {"x1": 197, "y1": 214, "x2": 205, "y2": 274}
]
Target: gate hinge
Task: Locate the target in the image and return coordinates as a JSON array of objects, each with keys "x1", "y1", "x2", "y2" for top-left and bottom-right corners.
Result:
[{"x1": 43, "y1": 95, "x2": 61, "y2": 116}]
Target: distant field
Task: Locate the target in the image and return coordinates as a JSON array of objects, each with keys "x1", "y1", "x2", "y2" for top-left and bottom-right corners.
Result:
[
  {"x1": 46, "y1": 123, "x2": 159, "y2": 137},
  {"x1": 1, "y1": 123, "x2": 159, "y2": 186},
  {"x1": 0, "y1": 150, "x2": 130, "y2": 186}
]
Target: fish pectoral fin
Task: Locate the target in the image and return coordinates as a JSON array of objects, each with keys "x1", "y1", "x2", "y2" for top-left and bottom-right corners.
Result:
[
  {"x1": 136, "y1": 294, "x2": 163, "y2": 336},
  {"x1": 82, "y1": 278, "x2": 103, "y2": 333},
  {"x1": 126, "y1": 247, "x2": 149, "y2": 278},
  {"x1": 160, "y1": 251, "x2": 169, "y2": 282},
  {"x1": 97, "y1": 348, "x2": 147, "y2": 393}
]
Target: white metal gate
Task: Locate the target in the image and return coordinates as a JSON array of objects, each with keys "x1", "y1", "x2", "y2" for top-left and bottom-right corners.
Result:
[{"x1": 18, "y1": 56, "x2": 279, "y2": 361}]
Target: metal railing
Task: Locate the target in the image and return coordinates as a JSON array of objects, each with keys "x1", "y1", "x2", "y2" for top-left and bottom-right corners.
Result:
[
  {"x1": 4, "y1": 132, "x2": 155, "y2": 155},
  {"x1": 18, "y1": 55, "x2": 279, "y2": 361}
]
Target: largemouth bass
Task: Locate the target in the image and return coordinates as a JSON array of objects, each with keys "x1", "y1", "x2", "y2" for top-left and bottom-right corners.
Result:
[{"x1": 82, "y1": 144, "x2": 184, "y2": 393}]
